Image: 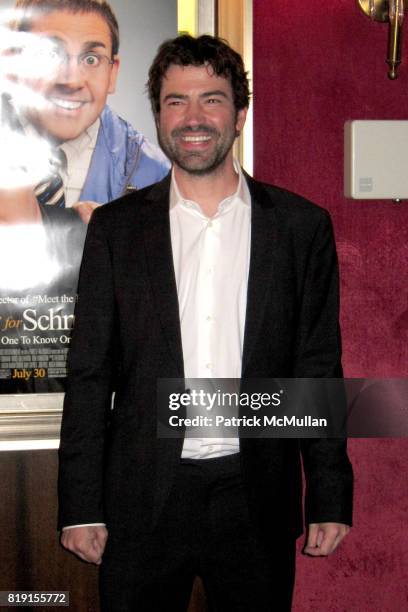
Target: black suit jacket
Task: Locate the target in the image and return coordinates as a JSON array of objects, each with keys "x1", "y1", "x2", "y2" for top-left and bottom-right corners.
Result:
[{"x1": 58, "y1": 173, "x2": 353, "y2": 540}]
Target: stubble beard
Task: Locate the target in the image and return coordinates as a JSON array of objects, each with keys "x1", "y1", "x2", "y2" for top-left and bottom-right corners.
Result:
[{"x1": 157, "y1": 123, "x2": 237, "y2": 177}]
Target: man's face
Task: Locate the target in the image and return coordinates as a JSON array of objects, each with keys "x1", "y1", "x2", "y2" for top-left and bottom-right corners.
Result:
[
  {"x1": 17, "y1": 10, "x2": 119, "y2": 143},
  {"x1": 156, "y1": 64, "x2": 247, "y2": 176}
]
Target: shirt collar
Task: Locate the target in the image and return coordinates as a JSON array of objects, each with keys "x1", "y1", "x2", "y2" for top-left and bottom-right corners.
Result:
[{"x1": 170, "y1": 159, "x2": 251, "y2": 215}]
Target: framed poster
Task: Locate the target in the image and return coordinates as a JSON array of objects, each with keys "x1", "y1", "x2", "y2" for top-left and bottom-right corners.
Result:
[{"x1": 0, "y1": 0, "x2": 177, "y2": 446}]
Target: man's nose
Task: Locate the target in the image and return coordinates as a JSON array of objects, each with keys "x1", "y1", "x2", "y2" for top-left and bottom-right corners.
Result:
[
  {"x1": 183, "y1": 100, "x2": 206, "y2": 125},
  {"x1": 55, "y1": 55, "x2": 84, "y2": 86}
]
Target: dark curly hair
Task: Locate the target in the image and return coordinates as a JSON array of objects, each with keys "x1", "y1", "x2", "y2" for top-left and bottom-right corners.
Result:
[
  {"x1": 12, "y1": 0, "x2": 119, "y2": 56},
  {"x1": 147, "y1": 34, "x2": 250, "y2": 116}
]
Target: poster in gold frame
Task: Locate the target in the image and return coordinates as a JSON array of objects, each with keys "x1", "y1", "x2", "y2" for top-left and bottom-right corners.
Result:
[{"x1": 0, "y1": 0, "x2": 177, "y2": 448}]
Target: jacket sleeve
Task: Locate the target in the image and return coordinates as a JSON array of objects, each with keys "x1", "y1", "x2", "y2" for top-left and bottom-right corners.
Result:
[
  {"x1": 295, "y1": 212, "x2": 353, "y2": 526},
  {"x1": 58, "y1": 209, "x2": 116, "y2": 529}
]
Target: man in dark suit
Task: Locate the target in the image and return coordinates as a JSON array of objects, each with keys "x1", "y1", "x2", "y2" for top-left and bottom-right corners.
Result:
[{"x1": 59, "y1": 35, "x2": 353, "y2": 611}]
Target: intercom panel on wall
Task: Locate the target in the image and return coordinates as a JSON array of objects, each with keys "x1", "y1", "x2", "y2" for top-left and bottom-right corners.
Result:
[{"x1": 344, "y1": 120, "x2": 408, "y2": 199}]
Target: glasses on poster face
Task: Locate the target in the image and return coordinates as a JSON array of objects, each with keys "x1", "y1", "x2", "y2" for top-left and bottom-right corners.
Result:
[
  {"x1": 36, "y1": 48, "x2": 115, "y2": 74},
  {"x1": 4, "y1": 42, "x2": 114, "y2": 78},
  {"x1": 1, "y1": 31, "x2": 114, "y2": 80}
]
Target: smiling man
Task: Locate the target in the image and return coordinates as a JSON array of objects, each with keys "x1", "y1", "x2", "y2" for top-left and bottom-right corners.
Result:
[
  {"x1": 59, "y1": 35, "x2": 353, "y2": 611},
  {"x1": 3, "y1": 0, "x2": 169, "y2": 222},
  {"x1": 23, "y1": 10, "x2": 118, "y2": 143},
  {"x1": 156, "y1": 63, "x2": 244, "y2": 175}
]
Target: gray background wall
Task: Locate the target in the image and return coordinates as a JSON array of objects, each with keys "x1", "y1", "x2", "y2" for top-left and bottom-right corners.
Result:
[
  {"x1": 109, "y1": 0, "x2": 177, "y2": 142},
  {"x1": 1, "y1": 0, "x2": 178, "y2": 142}
]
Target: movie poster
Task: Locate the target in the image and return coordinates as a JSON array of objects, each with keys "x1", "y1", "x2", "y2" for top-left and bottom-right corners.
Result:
[
  {"x1": 0, "y1": 0, "x2": 174, "y2": 397},
  {"x1": 0, "y1": 202, "x2": 86, "y2": 394}
]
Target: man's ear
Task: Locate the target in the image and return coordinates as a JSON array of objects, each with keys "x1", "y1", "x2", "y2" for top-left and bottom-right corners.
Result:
[
  {"x1": 235, "y1": 106, "x2": 248, "y2": 136},
  {"x1": 108, "y1": 56, "x2": 120, "y2": 94}
]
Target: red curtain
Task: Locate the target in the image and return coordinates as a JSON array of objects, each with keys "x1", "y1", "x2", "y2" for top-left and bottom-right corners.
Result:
[{"x1": 253, "y1": 1, "x2": 408, "y2": 610}]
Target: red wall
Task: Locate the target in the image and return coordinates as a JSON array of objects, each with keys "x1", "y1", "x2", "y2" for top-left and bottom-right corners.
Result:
[{"x1": 253, "y1": 1, "x2": 408, "y2": 610}]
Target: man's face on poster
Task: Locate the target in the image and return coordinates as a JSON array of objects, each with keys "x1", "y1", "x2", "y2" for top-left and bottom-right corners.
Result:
[{"x1": 8, "y1": 9, "x2": 119, "y2": 143}]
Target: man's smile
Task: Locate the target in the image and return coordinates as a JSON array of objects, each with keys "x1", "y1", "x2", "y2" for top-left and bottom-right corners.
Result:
[
  {"x1": 172, "y1": 126, "x2": 219, "y2": 150},
  {"x1": 181, "y1": 134, "x2": 212, "y2": 143},
  {"x1": 49, "y1": 97, "x2": 88, "y2": 110}
]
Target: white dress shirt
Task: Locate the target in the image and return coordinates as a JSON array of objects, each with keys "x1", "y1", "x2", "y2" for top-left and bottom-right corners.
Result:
[
  {"x1": 59, "y1": 118, "x2": 100, "y2": 207},
  {"x1": 169, "y1": 161, "x2": 252, "y2": 459}
]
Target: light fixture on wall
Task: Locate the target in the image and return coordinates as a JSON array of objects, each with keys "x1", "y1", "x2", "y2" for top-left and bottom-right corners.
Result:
[{"x1": 358, "y1": 0, "x2": 407, "y2": 79}]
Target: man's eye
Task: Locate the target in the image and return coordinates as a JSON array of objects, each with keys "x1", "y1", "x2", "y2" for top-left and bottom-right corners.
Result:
[
  {"x1": 49, "y1": 49, "x2": 63, "y2": 61},
  {"x1": 82, "y1": 54, "x2": 100, "y2": 66},
  {"x1": 32, "y1": 48, "x2": 59, "y2": 61},
  {"x1": 207, "y1": 98, "x2": 221, "y2": 104},
  {"x1": 5, "y1": 46, "x2": 23, "y2": 56}
]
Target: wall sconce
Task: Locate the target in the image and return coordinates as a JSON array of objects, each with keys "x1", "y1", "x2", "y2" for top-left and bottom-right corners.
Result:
[{"x1": 358, "y1": 0, "x2": 407, "y2": 79}]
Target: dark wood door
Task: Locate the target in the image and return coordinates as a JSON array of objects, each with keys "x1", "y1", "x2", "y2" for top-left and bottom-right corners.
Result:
[{"x1": 0, "y1": 450, "x2": 207, "y2": 611}]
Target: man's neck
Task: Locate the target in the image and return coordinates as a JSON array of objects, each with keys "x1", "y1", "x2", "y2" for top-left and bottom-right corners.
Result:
[{"x1": 174, "y1": 158, "x2": 239, "y2": 218}]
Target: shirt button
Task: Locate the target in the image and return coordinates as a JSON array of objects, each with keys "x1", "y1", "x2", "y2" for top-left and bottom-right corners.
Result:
[
  {"x1": 206, "y1": 363, "x2": 212, "y2": 370},
  {"x1": 206, "y1": 315, "x2": 212, "y2": 321},
  {"x1": 207, "y1": 220, "x2": 213, "y2": 228}
]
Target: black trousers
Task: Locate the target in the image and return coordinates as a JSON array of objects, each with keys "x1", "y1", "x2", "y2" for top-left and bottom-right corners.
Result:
[{"x1": 100, "y1": 454, "x2": 296, "y2": 611}]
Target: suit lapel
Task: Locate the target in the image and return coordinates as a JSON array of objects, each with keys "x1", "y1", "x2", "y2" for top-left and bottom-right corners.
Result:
[
  {"x1": 242, "y1": 175, "x2": 277, "y2": 375},
  {"x1": 139, "y1": 173, "x2": 277, "y2": 379},
  {"x1": 141, "y1": 175, "x2": 184, "y2": 376}
]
